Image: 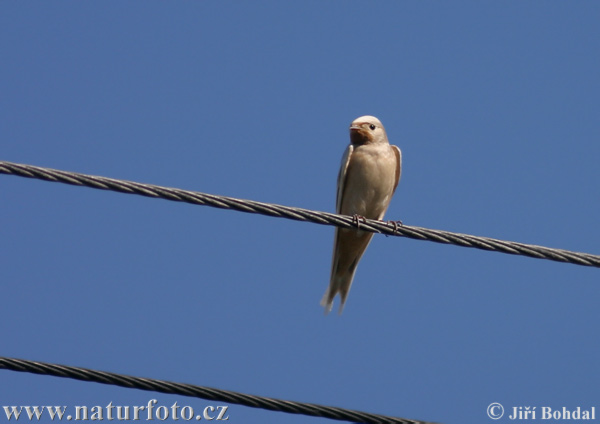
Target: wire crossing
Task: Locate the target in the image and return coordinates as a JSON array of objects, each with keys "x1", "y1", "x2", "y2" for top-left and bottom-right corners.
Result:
[
  {"x1": 1, "y1": 160, "x2": 599, "y2": 268},
  {"x1": 0, "y1": 357, "x2": 436, "y2": 424}
]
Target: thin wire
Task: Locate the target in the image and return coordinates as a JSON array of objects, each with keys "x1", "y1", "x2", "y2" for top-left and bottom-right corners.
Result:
[
  {"x1": 0, "y1": 357, "x2": 436, "y2": 424},
  {"x1": 1, "y1": 160, "x2": 598, "y2": 268}
]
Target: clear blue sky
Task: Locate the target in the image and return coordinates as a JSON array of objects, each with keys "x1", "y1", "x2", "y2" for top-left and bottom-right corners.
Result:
[{"x1": 1, "y1": 2, "x2": 599, "y2": 423}]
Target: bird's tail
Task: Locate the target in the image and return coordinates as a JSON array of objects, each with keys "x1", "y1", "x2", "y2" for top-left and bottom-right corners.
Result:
[{"x1": 320, "y1": 270, "x2": 356, "y2": 315}]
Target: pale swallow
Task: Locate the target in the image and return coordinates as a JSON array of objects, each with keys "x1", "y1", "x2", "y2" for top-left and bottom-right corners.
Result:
[{"x1": 321, "y1": 115, "x2": 402, "y2": 314}]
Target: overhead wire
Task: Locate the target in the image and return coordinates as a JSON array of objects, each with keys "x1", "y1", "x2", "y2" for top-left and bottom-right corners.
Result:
[
  {"x1": 1, "y1": 160, "x2": 598, "y2": 268},
  {"x1": 0, "y1": 357, "x2": 436, "y2": 424}
]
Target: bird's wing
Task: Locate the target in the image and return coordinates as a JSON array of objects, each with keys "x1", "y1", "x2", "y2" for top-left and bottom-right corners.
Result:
[
  {"x1": 336, "y1": 144, "x2": 354, "y2": 214},
  {"x1": 392, "y1": 145, "x2": 402, "y2": 194}
]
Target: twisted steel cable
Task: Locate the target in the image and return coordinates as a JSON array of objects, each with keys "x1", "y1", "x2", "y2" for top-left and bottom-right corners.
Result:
[
  {"x1": 0, "y1": 357, "x2": 436, "y2": 424},
  {"x1": 1, "y1": 160, "x2": 598, "y2": 268}
]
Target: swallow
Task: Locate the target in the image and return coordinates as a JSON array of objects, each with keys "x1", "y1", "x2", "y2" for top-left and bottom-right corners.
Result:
[{"x1": 321, "y1": 115, "x2": 402, "y2": 314}]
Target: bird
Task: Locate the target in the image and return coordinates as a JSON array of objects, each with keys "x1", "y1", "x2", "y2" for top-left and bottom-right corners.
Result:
[{"x1": 321, "y1": 115, "x2": 402, "y2": 314}]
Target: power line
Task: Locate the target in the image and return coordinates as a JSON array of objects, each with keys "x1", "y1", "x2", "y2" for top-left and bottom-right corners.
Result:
[
  {"x1": 1, "y1": 160, "x2": 598, "y2": 268},
  {"x1": 0, "y1": 357, "x2": 436, "y2": 424}
]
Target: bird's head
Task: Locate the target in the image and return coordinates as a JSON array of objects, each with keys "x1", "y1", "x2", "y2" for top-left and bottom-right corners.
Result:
[{"x1": 349, "y1": 115, "x2": 388, "y2": 146}]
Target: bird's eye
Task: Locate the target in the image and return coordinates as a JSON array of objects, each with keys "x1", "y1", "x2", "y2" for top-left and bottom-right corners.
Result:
[{"x1": 369, "y1": 124, "x2": 376, "y2": 130}]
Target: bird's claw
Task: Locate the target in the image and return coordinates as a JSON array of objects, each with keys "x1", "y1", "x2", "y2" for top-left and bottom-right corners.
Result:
[
  {"x1": 388, "y1": 220, "x2": 403, "y2": 235},
  {"x1": 352, "y1": 214, "x2": 367, "y2": 229}
]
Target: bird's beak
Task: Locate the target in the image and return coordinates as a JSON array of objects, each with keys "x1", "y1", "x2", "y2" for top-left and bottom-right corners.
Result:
[{"x1": 349, "y1": 124, "x2": 371, "y2": 145}]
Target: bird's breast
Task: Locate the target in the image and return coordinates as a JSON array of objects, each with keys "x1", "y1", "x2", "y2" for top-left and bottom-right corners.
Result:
[{"x1": 339, "y1": 145, "x2": 397, "y2": 219}]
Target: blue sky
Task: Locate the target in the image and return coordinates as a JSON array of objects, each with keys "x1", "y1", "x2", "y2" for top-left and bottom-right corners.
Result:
[{"x1": 1, "y1": 2, "x2": 599, "y2": 423}]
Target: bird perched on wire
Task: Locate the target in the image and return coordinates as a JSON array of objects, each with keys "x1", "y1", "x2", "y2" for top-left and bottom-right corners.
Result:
[{"x1": 321, "y1": 115, "x2": 402, "y2": 314}]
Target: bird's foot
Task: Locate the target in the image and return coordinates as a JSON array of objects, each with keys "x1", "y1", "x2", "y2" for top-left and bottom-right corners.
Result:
[
  {"x1": 388, "y1": 220, "x2": 403, "y2": 235},
  {"x1": 352, "y1": 214, "x2": 367, "y2": 229}
]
